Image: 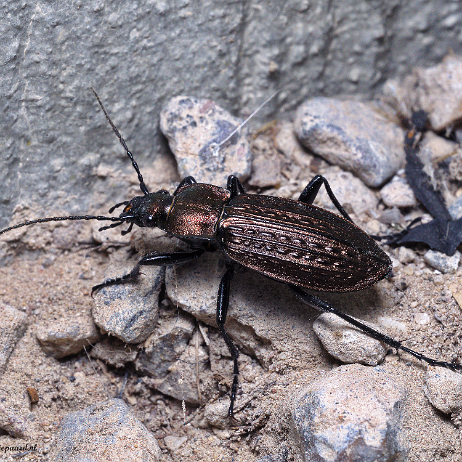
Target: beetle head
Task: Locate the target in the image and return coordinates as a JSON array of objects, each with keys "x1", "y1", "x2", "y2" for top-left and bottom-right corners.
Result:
[{"x1": 119, "y1": 190, "x2": 173, "y2": 230}]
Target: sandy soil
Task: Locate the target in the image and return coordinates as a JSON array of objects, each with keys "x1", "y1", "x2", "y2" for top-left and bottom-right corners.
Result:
[{"x1": 1, "y1": 128, "x2": 462, "y2": 461}]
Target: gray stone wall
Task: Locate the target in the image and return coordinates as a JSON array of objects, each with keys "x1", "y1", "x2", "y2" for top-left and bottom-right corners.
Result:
[{"x1": 1, "y1": 0, "x2": 462, "y2": 226}]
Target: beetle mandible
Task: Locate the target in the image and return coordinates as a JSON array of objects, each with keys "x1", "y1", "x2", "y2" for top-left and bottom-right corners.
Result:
[{"x1": 2, "y1": 90, "x2": 462, "y2": 418}]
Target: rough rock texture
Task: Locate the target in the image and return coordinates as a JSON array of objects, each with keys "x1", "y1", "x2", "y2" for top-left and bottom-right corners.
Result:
[
  {"x1": 0, "y1": 304, "x2": 27, "y2": 374},
  {"x1": 50, "y1": 399, "x2": 161, "y2": 461},
  {"x1": 2, "y1": 0, "x2": 462, "y2": 229},
  {"x1": 313, "y1": 169, "x2": 379, "y2": 216},
  {"x1": 382, "y1": 55, "x2": 462, "y2": 131},
  {"x1": 313, "y1": 313, "x2": 386, "y2": 366},
  {"x1": 425, "y1": 366, "x2": 462, "y2": 415},
  {"x1": 35, "y1": 314, "x2": 101, "y2": 359},
  {"x1": 380, "y1": 177, "x2": 417, "y2": 208},
  {"x1": 291, "y1": 365, "x2": 408, "y2": 462},
  {"x1": 160, "y1": 96, "x2": 252, "y2": 184},
  {"x1": 295, "y1": 98, "x2": 405, "y2": 187},
  {"x1": 92, "y1": 257, "x2": 164, "y2": 344},
  {"x1": 90, "y1": 336, "x2": 138, "y2": 368},
  {"x1": 413, "y1": 56, "x2": 462, "y2": 130}
]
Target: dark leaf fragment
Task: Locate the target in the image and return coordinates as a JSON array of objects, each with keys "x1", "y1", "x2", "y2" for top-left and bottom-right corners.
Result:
[{"x1": 382, "y1": 111, "x2": 462, "y2": 256}]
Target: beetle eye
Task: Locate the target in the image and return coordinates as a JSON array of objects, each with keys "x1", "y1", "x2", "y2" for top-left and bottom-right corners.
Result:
[{"x1": 146, "y1": 215, "x2": 154, "y2": 225}]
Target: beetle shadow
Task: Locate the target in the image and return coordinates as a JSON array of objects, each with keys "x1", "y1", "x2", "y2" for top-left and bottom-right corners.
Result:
[
  {"x1": 317, "y1": 284, "x2": 391, "y2": 323},
  {"x1": 166, "y1": 251, "x2": 392, "y2": 372},
  {"x1": 231, "y1": 262, "x2": 390, "y2": 323}
]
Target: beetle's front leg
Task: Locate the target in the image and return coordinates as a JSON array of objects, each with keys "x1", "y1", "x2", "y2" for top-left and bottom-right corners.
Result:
[
  {"x1": 91, "y1": 248, "x2": 205, "y2": 295},
  {"x1": 298, "y1": 175, "x2": 353, "y2": 223},
  {"x1": 216, "y1": 263, "x2": 240, "y2": 417}
]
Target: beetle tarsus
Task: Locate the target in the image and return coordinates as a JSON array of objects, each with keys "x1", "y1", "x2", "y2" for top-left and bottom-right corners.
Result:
[{"x1": 109, "y1": 201, "x2": 130, "y2": 214}]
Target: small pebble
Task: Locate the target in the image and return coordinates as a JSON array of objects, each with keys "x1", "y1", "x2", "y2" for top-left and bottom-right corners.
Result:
[
  {"x1": 90, "y1": 337, "x2": 138, "y2": 368},
  {"x1": 135, "y1": 314, "x2": 195, "y2": 379},
  {"x1": 164, "y1": 435, "x2": 188, "y2": 452},
  {"x1": 380, "y1": 177, "x2": 416, "y2": 208},
  {"x1": 448, "y1": 194, "x2": 462, "y2": 221},
  {"x1": 248, "y1": 139, "x2": 282, "y2": 188},
  {"x1": 35, "y1": 315, "x2": 101, "y2": 359},
  {"x1": 203, "y1": 400, "x2": 230, "y2": 429},
  {"x1": 420, "y1": 131, "x2": 460, "y2": 163},
  {"x1": 314, "y1": 169, "x2": 378, "y2": 216},
  {"x1": 425, "y1": 366, "x2": 462, "y2": 415},
  {"x1": 397, "y1": 246, "x2": 416, "y2": 264},
  {"x1": 378, "y1": 207, "x2": 404, "y2": 224},
  {"x1": 0, "y1": 402, "x2": 27, "y2": 437},
  {"x1": 313, "y1": 312, "x2": 386, "y2": 366},
  {"x1": 274, "y1": 121, "x2": 311, "y2": 168},
  {"x1": 424, "y1": 249, "x2": 460, "y2": 274},
  {"x1": 413, "y1": 312, "x2": 431, "y2": 325},
  {"x1": 153, "y1": 343, "x2": 209, "y2": 405}
]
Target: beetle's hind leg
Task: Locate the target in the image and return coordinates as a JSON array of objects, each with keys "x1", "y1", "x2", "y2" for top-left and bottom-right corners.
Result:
[
  {"x1": 298, "y1": 175, "x2": 353, "y2": 223},
  {"x1": 216, "y1": 263, "x2": 240, "y2": 417},
  {"x1": 290, "y1": 285, "x2": 462, "y2": 372},
  {"x1": 91, "y1": 249, "x2": 205, "y2": 295}
]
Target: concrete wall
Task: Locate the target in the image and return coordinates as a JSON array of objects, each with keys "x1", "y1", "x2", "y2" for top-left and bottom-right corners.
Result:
[{"x1": 2, "y1": 0, "x2": 462, "y2": 226}]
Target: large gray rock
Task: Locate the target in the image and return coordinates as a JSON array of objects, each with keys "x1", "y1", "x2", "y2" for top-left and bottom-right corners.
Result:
[
  {"x1": 295, "y1": 98, "x2": 404, "y2": 187},
  {"x1": 160, "y1": 96, "x2": 252, "y2": 184},
  {"x1": 291, "y1": 365, "x2": 408, "y2": 462},
  {"x1": 51, "y1": 399, "x2": 161, "y2": 461}
]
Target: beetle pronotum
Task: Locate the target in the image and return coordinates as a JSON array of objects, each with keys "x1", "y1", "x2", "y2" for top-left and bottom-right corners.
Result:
[{"x1": 1, "y1": 91, "x2": 461, "y2": 417}]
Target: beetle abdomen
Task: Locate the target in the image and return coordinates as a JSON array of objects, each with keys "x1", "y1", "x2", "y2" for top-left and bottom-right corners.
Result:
[{"x1": 219, "y1": 195, "x2": 391, "y2": 292}]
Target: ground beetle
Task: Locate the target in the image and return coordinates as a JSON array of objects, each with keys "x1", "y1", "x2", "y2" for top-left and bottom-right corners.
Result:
[{"x1": 2, "y1": 91, "x2": 462, "y2": 418}]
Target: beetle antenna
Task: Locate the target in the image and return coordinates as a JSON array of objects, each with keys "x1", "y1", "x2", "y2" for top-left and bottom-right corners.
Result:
[
  {"x1": 0, "y1": 215, "x2": 124, "y2": 236},
  {"x1": 91, "y1": 87, "x2": 150, "y2": 196},
  {"x1": 211, "y1": 89, "x2": 280, "y2": 156}
]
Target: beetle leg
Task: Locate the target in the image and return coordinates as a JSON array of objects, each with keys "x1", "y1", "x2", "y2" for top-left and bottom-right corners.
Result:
[
  {"x1": 91, "y1": 249, "x2": 205, "y2": 295},
  {"x1": 290, "y1": 285, "x2": 462, "y2": 371},
  {"x1": 216, "y1": 263, "x2": 240, "y2": 417},
  {"x1": 227, "y1": 175, "x2": 245, "y2": 199},
  {"x1": 298, "y1": 175, "x2": 353, "y2": 223},
  {"x1": 173, "y1": 176, "x2": 197, "y2": 195}
]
